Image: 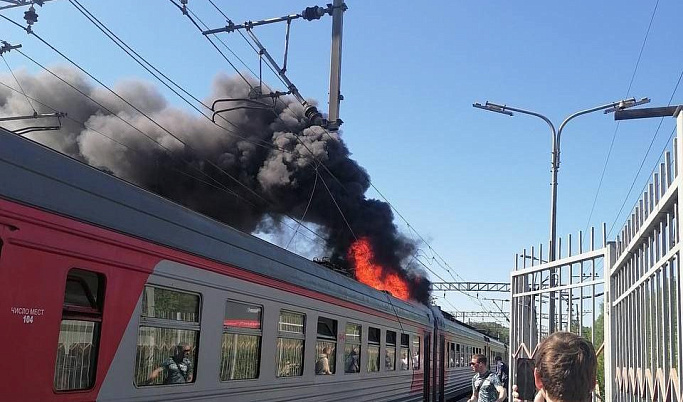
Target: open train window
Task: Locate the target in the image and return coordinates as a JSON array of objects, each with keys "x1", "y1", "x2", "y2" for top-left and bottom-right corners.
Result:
[
  {"x1": 54, "y1": 268, "x2": 105, "y2": 391},
  {"x1": 385, "y1": 331, "x2": 396, "y2": 371},
  {"x1": 400, "y1": 334, "x2": 410, "y2": 370},
  {"x1": 315, "y1": 316, "x2": 337, "y2": 375},
  {"x1": 344, "y1": 323, "x2": 361, "y2": 374},
  {"x1": 134, "y1": 286, "x2": 201, "y2": 387},
  {"x1": 412, "y1": 336, "x2": 420, "y2": 370},
  {"x1": 220, "y1": 301, "x2": 262, "y2": 381},
  {"x1": 276, "y1": 310, "x2": 305, "y2": 377},
  {"x1": 367, "y1": 327, "x2": 380, "y2": 372}
]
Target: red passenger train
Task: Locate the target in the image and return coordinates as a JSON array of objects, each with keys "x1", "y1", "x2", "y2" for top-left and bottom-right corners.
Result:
[{"x1": 0, "y1": 128, "x2": 506, "y2": 401}]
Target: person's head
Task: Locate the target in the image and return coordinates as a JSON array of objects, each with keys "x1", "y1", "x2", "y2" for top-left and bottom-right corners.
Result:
[
  {"x1": 495, "y1": 356, "x2": 502, "y2": 363},
  {"x1": 534, "y1": 332, "x2": 597, "y2": 402},
  {"x1": 470, "y1": 354, "x2": 487, "y2": 373},
  {"x1": 323, "y1": 347, "x2": 331, "y2": 355},
  {"x1": 173, "y1": 343, "x2": 192, "y2": 362}
]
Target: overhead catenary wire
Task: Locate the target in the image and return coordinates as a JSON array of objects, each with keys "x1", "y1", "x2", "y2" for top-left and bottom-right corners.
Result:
[
  {"x1": 606, "y1": 66, "x2": 683, "y2": 240},
  {"x1": 168, "y1": 0, "x2": 253, "y2": 91},
  {"x1": 174, "y1": 2, "x2": 362, "y2": 248},
  {"x1": 202, "y1": 0, "x2": 288, "y2": 90},
  {"x1": 0, "y1": 15, "x2": 331, "y2": 248},
  {"x1": 2, "y1": 4, "x2": 495, "y2": 320},
  {"x1": 199, "y1": 2, "x2": 504, "y2": 320},
  {"x1": 0, "y1": 78, "x2": 267, "y2": 207},
  {"x1": 1, "y1": 53, "x2": 36, "y2": 114},
  {"x1": 11, "y1": 47, "x2": 249, "y2": 203},
  {"x1": 582, "y1": 0, "x2": 661, "y2": 244},
  {"x1": 68, "y1": 0, "x2": 290, "y2": 155}
]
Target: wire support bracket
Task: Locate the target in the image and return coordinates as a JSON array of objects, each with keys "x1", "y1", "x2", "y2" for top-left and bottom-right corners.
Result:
[
  {"x1": 0, "y1": 40, "x2": 21, "y2": 54},
  {"x1": 1, "y1": 111, "x2": 66, "y2": 135}
]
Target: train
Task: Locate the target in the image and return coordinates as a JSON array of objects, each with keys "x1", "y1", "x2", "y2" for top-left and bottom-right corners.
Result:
[{"x1": 0, "y1": 127, "x2": 506, "y2": 401}]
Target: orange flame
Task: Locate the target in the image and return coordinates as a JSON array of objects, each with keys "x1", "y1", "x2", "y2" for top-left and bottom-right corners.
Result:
[{"x1": 348, "y1": 237, "x2": 410, "y2": 301}]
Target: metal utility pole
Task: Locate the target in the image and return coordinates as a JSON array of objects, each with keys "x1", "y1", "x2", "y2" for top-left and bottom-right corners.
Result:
[
  {"x1": 201, "y1": 3, "x2": 346, "y2": 130},
  {"x1": 473, "y1": 97, "x2": 650, "y2": 332},
  {"x1": 327, "y1": 0, "x2": 345, "y2": 131}
]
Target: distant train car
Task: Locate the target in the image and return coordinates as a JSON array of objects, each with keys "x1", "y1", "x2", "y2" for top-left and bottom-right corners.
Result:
[{"x1": 0, "y1": 128, "x2": 506, "y2": 401}]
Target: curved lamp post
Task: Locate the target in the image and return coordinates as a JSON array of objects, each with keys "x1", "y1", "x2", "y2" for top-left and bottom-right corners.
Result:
[{"x1": 473, "y1": 97, "x2": 649, "y2": 332}]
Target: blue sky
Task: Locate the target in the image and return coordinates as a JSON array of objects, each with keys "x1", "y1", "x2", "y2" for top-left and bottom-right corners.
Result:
[{"x1": 1, "y1": 1, "x2": 681, "y2": 322}]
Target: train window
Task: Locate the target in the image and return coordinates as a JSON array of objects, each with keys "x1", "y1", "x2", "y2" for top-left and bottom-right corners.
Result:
[
  {"x1": 344, "y1": 323, "x2": 361, "y2": 374},
  {"x1": 315, "y1": 316, "x2": 337, "y2": 375},
  {"x1": 456, "y1": 344, "x2": 461, "y2": 367},
  {"x1": 219, "y1": 301, "x2": 262, "y2": 381},
  {"x1": 276, "y1": 310, "x2": 305, "y2": 377},
  {"x1": 385, "y1": 331, "x2": 396, "y2": 371},
  {"x1": 400, "y1": 334, "x2": 409, "y2": 370},
  {"x1": 134, "y1": 286, "x2": 200, "y2": 387},
  {"x1": 367, "y1": 327, "x2": 380, "y2": 372},
  {"x1": 412, "y1": 336, "x2": 420, "y2": 370},
  {"x1": 54, "y1": 269, "x2": 105, "y2": 391},
  {"x1": 449, "y1": 343, "x2": 456, "y2": 368}
]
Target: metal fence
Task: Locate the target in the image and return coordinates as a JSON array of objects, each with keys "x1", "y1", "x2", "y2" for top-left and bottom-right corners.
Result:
[
  {"x1": 510, "y1": 111, "x2": 683, "y2": 402},
  {"x1": 510, "y1": 228, "x2": 608, "y2": 401},
  {"x1": 606, "y1": 112, "x2": 683, "y2": 402}
]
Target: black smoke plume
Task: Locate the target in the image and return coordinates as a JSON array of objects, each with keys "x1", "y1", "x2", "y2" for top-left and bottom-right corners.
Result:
[{"x1": 0, "y1": 68, "x2": 430, "y2": 303}]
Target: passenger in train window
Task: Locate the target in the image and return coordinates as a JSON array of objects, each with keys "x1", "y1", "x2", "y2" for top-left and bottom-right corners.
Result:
[
  {"x1": 315, "y1": 346, "x2": 333, "y2": 375},
  {"x1": 345, "y1": 347, "x2": 360, "y2": 373},
  {"x1": 511, "y1": 332, "x2": 597, "y2": 402},
  {"x1": 400, "y1": 349, "x2": 409, "y2": 370},
  {"x1": 148, "y1": 343, "x2": 194, "y2": 385},
  {"x1": 469, "y1": 354, "x2": 506, "y2": 402}
]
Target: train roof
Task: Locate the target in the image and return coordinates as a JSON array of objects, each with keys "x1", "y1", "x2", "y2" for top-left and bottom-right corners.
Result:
[
  {"x1": 432, "y1": 306, "x2": 507, "y2": 346},
  {"x1": 0, "y1": 129, "x2": 432, "y2": 325}
]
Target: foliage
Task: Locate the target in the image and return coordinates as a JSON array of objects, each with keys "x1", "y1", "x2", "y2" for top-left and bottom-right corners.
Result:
[{"x1": 469, "y1": 321, "x2": 509, "y2": 344}]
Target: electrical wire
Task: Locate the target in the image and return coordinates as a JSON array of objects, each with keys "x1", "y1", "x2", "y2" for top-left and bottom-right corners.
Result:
[
  {"x1": 606, "y1": 67, "x2": 683, "y2": 240},
  {"x1": 0, "y1": 14, "x2": 331, "y2": 248},
  {"x1": 175, "y1": 2, "x2": 362, "y2": 248},
  {"x1": 582, "y1": 0, "x2": 660, "y2": 245},
  {"x1": 1, "y1": 53, "x2": 36, "y2": 114},
  {"x1": 202, "y1": 0, "x2": 289, "y2": 90},
  {"x1": 70, "y1": 1, "x2": 362, "y2": 261},
  {"x1": 168, "y1": 0, "x2": 253, "y2": 90},
  {"x1": 68, "y1": 0, "x2": 290, "y2": 155}
]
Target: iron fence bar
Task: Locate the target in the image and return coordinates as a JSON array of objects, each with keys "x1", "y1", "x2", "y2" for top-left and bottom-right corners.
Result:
[
  {"x1": 612, "y1": 244, "x2": 681, "y2": 305},
  {"x1": 512, "y1": 249, "x2": 605, "y2": 276}
]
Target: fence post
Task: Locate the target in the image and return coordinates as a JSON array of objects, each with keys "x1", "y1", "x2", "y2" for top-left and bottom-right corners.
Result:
[
  {"x1": 677, "y1": 109, "x2": 683, "y2": 389},
  {"x1": 603, "y1": 241, "x2": 616, "y2": 402}
]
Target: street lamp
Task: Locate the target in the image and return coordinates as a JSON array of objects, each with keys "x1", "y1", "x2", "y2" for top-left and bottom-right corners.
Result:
[{"x1": 473, "y1": 97, "x2": 649, "y2": 332}]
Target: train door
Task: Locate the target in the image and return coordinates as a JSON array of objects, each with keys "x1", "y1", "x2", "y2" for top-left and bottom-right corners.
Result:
[
  {"x1": 485, "y1": 344, "x2": 491, "y2": 370},
  {"x1": 424, "y1": 331, "x2": 431, "y2": 401},
  {"x1": 438, "y1": 334, "x2": 445, "y2": 401}
]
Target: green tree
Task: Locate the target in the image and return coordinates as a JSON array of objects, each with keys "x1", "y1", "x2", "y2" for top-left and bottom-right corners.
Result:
[
  {"x1": 584, "y1": 303, "x2": 604, "y2": 399},
  {"x1": 470, "y1": 321, "x2": 510, "y2": 344}
]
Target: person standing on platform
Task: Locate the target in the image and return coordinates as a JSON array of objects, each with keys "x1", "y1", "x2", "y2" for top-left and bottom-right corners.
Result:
[{"x1": 469, "y1": 354, "x2": 507, "y2": 402}]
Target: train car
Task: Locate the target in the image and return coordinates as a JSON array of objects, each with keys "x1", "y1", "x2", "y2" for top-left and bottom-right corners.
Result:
[
  {"x1": 0, "y1": 128, "x2": 506, "y2": 401},
  {"x1": 431, "y1": 309, "x2": 509, "y2": 401}
]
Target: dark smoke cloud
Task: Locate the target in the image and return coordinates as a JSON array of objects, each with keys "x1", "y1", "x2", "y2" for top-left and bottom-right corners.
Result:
[{"x1": 0, "y1": 67, "x2": 431, "y2": 303}]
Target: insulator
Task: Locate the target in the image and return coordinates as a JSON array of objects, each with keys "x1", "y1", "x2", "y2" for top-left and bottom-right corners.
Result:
[
  {"x1": 301, "y1": 6, "x2": 323, "y2": 21},
  {"x1": 24, "y1": 5, "x2": 38, "y2": 26}
]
